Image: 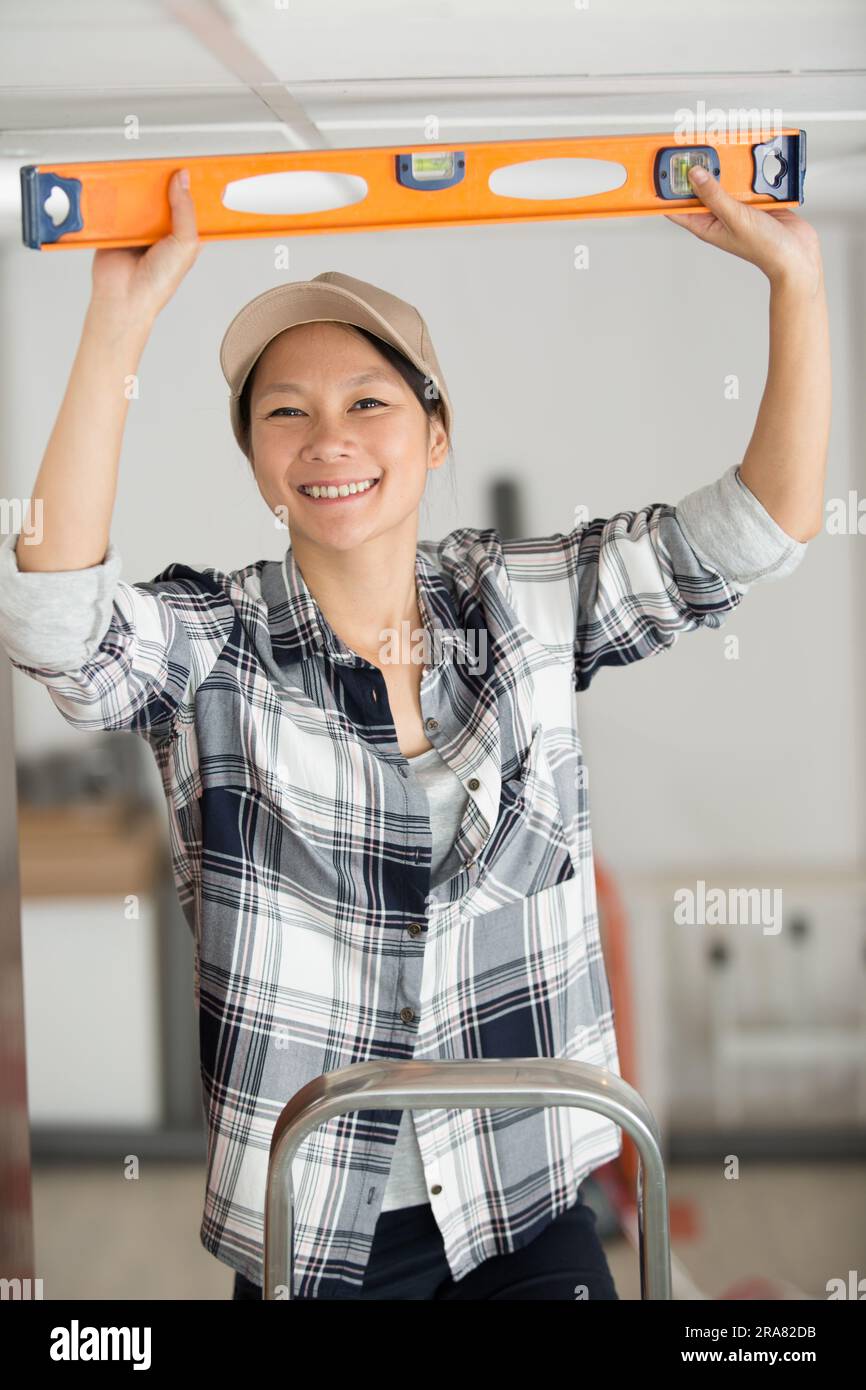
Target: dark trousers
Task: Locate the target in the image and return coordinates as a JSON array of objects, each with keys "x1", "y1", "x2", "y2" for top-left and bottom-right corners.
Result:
[{"x1": 232, "y1": 1190, "x2": 618, "y2": 1301}]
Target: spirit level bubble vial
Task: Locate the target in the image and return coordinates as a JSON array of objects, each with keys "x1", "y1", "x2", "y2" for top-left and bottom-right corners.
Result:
[{"x1": 396, "y1": 150, "x2": 466, "y2": 191}]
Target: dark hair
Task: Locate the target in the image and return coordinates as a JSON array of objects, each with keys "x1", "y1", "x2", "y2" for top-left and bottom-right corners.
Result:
[{"x1": 237, "y1": 322, "x2": 448, "y2": 463}]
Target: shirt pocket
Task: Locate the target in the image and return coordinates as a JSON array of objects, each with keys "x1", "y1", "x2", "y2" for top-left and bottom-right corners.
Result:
[{"x1": 461, "y1": 721, "x2": 577, "y2": 918}]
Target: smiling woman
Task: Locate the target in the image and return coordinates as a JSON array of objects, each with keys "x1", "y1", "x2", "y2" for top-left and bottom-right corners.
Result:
[
  {"x1": 233, "y1": 312, "x2": 453, "y2": 589},
  {"x1": 0, "y1": 175, "x2": 825, "y2": 1304},
  {"x1": 236, "y1": 321, "x2": 448, "y2": 469}
]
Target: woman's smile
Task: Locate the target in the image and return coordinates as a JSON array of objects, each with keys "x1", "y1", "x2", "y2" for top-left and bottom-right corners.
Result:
[{"x1": 296, "y1": 476, "x2": 382, "y2": 503}]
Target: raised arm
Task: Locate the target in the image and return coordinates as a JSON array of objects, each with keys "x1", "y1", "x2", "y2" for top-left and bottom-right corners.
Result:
[
  {"x1": 16, "y1": 168, "x2": 201, "y2": 573},
  {"x1": 498, "y1": 168, "x2": 828, "y2": 692},
  {"x1": 666, "y1": 163, "x2": 830, "y2": 542},
  {"x1": 0, "y1": 170, "x2": 233, "y2": 744}
]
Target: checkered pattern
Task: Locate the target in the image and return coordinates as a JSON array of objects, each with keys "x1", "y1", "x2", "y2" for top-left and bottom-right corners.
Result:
[{"x1": 0, "y1": 463, "x2": 807, "y2": 1297}]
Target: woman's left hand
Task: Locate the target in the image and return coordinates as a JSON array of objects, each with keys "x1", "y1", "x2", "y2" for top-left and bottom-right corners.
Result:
[{"x1": 665, "y1": 165, "x2": 823, "y2": 295}]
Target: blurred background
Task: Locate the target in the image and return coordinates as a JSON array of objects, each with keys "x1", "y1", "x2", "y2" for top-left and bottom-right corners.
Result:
[{"x1": 1, "y1": 0, "x2": 865, "y2": 1300}]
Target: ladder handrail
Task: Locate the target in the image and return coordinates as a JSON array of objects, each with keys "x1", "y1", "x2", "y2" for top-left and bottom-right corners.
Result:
[{"x1": 263, "y1": 1057, "x2": 672, "y2": 1300}]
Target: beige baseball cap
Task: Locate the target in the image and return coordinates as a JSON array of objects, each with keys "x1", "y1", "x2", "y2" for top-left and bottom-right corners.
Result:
[{"x1": 219, "y1": 270, "x2": 453, "y2": 454}]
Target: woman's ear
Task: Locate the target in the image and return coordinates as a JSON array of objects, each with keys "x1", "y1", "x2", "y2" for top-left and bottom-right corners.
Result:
[{"x1": 427, "y1": 411, "x2": 450, "y2": 470}]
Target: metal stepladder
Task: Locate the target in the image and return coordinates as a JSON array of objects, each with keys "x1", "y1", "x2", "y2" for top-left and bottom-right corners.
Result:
[{"x1": 263, "y1": 1057, "x2": 672, "y2": 1300}]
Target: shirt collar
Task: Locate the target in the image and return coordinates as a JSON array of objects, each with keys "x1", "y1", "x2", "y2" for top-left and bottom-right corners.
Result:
[{"x1": 260, "y1": 540, "x2": 466, "y2": 673}]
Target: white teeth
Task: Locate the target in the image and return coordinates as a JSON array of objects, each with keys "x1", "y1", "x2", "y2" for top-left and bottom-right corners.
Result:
[{"x1": 300, "y1": 478, "x2": 378, "y2": 498}]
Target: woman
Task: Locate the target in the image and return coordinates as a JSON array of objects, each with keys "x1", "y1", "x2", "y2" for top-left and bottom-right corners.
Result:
[{"x1": 0, "y1": 166, "x2": 829, "y2": 1301}]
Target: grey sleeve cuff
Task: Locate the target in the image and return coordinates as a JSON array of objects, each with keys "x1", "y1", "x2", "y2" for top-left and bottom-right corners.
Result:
[
  {"x1": 0, "y1": 529, "x2": 123, "y2": 670},
  {"x1": 675, "y1": 463, "x2": 809, "y2": 584}
]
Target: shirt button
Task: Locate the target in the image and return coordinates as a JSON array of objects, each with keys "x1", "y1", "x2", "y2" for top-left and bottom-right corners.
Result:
[
  {"x1": 424, "y1": 718, "x2": 439, "y2": 731},
  {"x1": 400, "y1": 1006, "x2": 416, "y2": 1024},
  {"x1": 467, "y1": 777, "x2": 480, "y2": 791},
  {"x1": 407, "y1": 923, "x2": 423, "y2": 937},
  {"x1": 430, "y1": 1184, "x2": 442, "y2": 1196}
]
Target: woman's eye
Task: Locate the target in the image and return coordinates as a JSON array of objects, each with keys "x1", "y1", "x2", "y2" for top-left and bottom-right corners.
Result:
[{"x1": 268, "y1": 398, "x2": 386, "y2": 418}]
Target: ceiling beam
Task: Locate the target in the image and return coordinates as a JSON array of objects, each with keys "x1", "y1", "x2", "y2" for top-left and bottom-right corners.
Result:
[{"x1": 160, "y1": 0, "x2": 327, "y2": 148}]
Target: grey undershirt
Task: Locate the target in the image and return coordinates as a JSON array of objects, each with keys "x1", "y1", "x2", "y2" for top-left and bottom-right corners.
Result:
[{"x1": 380, "y1": 742, "x2": 469, "y2": 1212}]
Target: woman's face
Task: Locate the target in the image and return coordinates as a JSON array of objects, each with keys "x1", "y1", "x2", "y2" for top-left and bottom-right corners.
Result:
[{"x1": 247, "y1": 320, "x2": 448, "y2": 553}]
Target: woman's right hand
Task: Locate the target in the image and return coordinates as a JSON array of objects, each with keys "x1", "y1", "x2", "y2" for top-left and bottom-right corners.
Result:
[{"x1": 89, "y1": 168, "x2": 201, "y2": 327}]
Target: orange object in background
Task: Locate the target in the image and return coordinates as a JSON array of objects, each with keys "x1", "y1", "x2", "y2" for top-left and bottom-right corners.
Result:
[
  {"x1": 593, "y1": 857, "x2": 698, "y2": 1242},
  {"x1": 594, "y1": 858, "x2": 639, "y2": 1190}
]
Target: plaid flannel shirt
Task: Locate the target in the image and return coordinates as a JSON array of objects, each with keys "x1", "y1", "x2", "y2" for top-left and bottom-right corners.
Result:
[{"x1": 0, "y1": 462, "x2": 807, "y2": 1297}]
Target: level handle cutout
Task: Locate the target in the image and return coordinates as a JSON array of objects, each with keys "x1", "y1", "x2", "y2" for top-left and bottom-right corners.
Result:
[
  {"x1": 221, "y1": 170, "x2": 368, "y2": 216},
  {"x1": 488, "y1": 157, "x2": 627, "y2": 200}
]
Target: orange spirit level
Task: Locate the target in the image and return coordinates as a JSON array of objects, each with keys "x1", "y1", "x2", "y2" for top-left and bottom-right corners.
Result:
[{"x1": 20, "y1": 130, "x2": 806, "y2": 251}]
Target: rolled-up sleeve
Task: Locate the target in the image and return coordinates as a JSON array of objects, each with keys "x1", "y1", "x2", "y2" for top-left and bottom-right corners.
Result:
[
  {"x1": 675, "y1": 463, "x2": 809, "y2": 583},
  {"x1": 0, "y1": 530, "x2": 233, "y2": 743},
  {"x1": 0, "y1": 530, "x2": 125, "y2": 670}
]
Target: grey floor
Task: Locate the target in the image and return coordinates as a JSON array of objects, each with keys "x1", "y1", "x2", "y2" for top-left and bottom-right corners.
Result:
[{"x1": 30, "y1": 1161, "x2": 866, "y2": 1300}]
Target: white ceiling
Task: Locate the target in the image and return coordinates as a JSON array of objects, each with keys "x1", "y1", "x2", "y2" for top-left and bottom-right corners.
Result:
[
  {"x1": 0, "y1": 0, "x2": 864, "y2": 90},
  {"x1": 0, "y1": 0, "x2": 863, "y2": 217}
]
